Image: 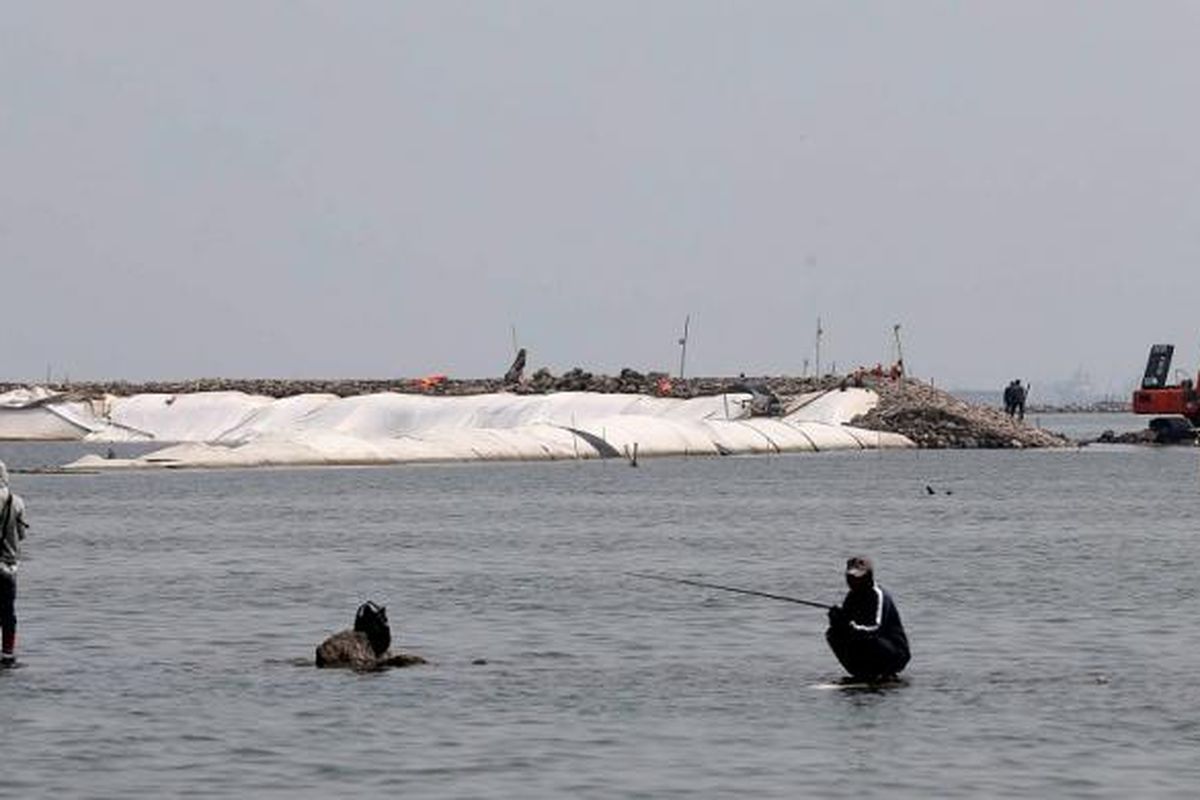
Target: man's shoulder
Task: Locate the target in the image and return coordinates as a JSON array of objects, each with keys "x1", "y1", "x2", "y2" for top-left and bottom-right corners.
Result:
[{"x1": 1, "y1": 489, "x2": 24, "y2": 520}]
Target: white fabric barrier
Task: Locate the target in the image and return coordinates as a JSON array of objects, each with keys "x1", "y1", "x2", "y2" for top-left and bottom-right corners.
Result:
[
  {"x1": 37, "y1": 386, "x2": 914, "y2": 470},
  {"x1": 0, "y1": 389, "x2": 96, "y2": 440},
  {"x1": 108, "y1": 392, "x2": 274, "y2": 442},
  {"x1": 0, "y1": 406, "x2": 90, "y2": 441}
]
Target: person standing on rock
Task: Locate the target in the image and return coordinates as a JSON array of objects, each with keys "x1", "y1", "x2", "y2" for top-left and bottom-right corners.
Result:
[
  {"x1": 1003, "y1": 380, "x2": 1017, "y2": 417},
  {"x1": 1013, "y1": 380, "x2": 1027, "y2": 421},
  {"x1": 825, "y1": 556, "x2": 910, "y2": 681},
  {"x1": 0, "y1": 461, "x2": 31, "y2": 666}
]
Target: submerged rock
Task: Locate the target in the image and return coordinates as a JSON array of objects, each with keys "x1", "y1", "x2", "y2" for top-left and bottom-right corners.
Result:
[
  {"x1": 315, "y1": 601, "x2": 426, "y2": 672},
  {"x1": 315, "y1": 629, "x2": 426, "y2": 671},
  {"x1": 1091, "y1": 424, "x2": 1196, "y2": 445},
  {"x1": 1094, "y1": 428, "x2": 1154, "y2": 445}
]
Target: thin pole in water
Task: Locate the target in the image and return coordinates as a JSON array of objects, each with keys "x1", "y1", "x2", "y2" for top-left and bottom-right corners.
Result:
[{"x1": 628, "y1": 572, "x2": 830, "y2": 609}]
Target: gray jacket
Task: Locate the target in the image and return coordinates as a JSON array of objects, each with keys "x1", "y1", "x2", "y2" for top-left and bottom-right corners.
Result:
[{"x1": 0, "y1": 462, "x2": 29, "y2": 567}]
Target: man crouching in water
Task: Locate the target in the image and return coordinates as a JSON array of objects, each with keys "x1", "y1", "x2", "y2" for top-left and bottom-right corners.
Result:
[{"x1": 826, "y1": 556, "x2": 910, "y2": 682}]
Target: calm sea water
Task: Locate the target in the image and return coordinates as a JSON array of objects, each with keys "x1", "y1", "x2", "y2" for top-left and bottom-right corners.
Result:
[{"x1": 2, "y1": 429, "x2": 1198, "y2": 798}]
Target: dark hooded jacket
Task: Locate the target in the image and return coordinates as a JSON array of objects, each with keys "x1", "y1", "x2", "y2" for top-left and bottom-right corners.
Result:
[
  {"x1": 0, "y1": 462, "x2": 29, "y2": 568},
  {"x1": 826, "y1": 582, "x2": 910, "y2": 680}
]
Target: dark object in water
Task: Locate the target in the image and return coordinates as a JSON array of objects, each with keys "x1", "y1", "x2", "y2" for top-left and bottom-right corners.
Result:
[
  {"x1": 355, "y1": 600, "x2": 390, "y2": 655},
  {"x1": 1094, "y1": 428, "x2": 1157, "y2": 445},
  {"x1": 315, "y1": 601, "x2": 426, "y2": 671},
  {"x1": 1095, "y1": 419, "x2": 1198, "y2": 445},
  {"x1": 1149, "y1": 416, "x2": 1197, "y2": 444}
]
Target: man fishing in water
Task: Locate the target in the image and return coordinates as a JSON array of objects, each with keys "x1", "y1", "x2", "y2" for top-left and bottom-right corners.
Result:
[
  {"x1": 630, "y1": 558, "x2": 910, "y2": 681},
  {"x1": 825, "y1": 556, "x2": 910, "y2": 681}
]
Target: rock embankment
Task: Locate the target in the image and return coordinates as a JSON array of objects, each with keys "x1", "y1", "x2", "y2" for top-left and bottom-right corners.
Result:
[
  {"x1": 0, "y1": 369, "x2": 821, "y2": 400},
  {"x1": 1, "y1": 370, "x2": 1072, "y2": 449},
  {"x1": 1093, "y1": 429, "x2": 1158, "y2": 445},
  {"x1": 850, "y1": 378, "x2": 1072, "y2": 448}
]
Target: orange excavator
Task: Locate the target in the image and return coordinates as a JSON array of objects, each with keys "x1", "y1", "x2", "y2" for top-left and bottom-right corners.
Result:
[{"x1": 1131, "y1": 345, "x2": 1200, "y2": 441}]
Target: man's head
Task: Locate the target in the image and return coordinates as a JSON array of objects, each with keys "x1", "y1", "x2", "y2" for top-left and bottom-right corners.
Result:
[{"x1": 844, "y1": 556, "x2": 874, "y2": 591}]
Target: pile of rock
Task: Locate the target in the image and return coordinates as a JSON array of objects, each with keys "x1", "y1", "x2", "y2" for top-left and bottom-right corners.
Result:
[
  {"x1": 519, "y1": 367, "x2": 686, "y2": 395},
  {"x1": 850, "y1": 378, "x2": 1073, "y2": 449},
  {"x1": 1092, "y1": 418, "x2": 1194, "y2": 445},
  {"x1": 2, "y1": 370, "x2": 819, "y2": 401},
  {"x1": 1093, "y1": 429, "x2": 1158, "y2": 445}
]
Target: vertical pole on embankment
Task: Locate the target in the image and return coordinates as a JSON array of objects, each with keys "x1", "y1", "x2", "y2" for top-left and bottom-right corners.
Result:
[
  {"x1": 815, "y1": 318, "x2": 823, "y2": 377},
  {"x1": 893, "y1": 323, "x2": 905, "y2": 377},
  {"x1": 678, "y1": 315, "x2": 690, "y2": 379}
]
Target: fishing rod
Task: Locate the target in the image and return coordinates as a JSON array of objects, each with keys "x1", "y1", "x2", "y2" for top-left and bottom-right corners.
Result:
[{"x1": 627, "y1": 572, "x2": 831, "y2": 610}]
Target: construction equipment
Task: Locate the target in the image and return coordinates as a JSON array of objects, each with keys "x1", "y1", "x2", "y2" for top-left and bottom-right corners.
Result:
[
  {"x1": 1131, "y1": 344, "x2": 1200, "y2": 441},
  {"x1": 728, "y1": 380, "x2": 783, "y2": 417}
]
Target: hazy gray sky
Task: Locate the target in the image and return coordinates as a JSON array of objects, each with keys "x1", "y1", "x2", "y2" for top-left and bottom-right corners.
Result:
[{"x1": 3, "y1": 2, "x2": 1198, "y2": 393}]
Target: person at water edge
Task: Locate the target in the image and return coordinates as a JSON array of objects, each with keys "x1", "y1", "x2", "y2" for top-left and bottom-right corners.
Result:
[
  {"x1": 1003, "y1": 380, "x2": 1018, "y2": 416},
  {"x1": 825, "y1": 556, "x2": 910, "y2": 681},
  {"x1": 0, "y1": 461, "x2": 31, "y2": 666},
  {"x1": 1013, "y1": 380, "x2": 1027, "y2": 421}
]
